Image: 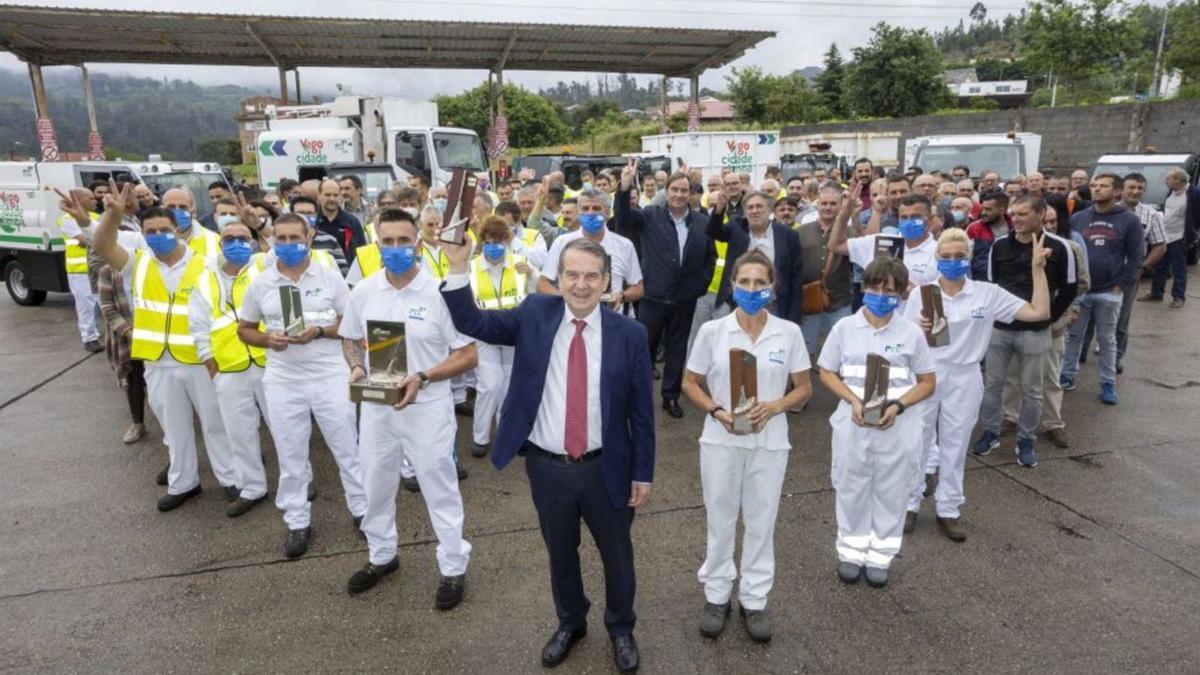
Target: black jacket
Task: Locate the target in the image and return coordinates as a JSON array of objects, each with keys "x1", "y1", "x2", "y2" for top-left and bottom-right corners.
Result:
[
  {"x1": 614, "y1": 187, "x2": 716, "y2": 305},
  {"x1": 708, "y1": 212, "x2": 805, "y2": 324},
  {"x1": 988, "y1": 229, "x2": 1077, "y2": 331}
]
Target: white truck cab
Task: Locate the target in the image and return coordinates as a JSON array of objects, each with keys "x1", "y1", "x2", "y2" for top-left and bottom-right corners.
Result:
[
  {"x1": 255, "y1": 96, "x2": 487, "y2": 192},
  {"x1": 132, "y1": 159, "x2": 232, "y2": 217},
  {"x1": 0, "y1": 161, "x2": 141, "y2": 305},
  {"x1": 904, "y1": 133, "x2": 1042, "y2": 180}
]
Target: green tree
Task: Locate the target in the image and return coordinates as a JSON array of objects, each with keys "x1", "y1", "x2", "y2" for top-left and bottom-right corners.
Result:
[
  {"x1": 194, "y1": 137, "x2": 241, "y2": 165},
  {"x1": 726, "y1": 66, "x2": 825, "y2": 125},
  {"x1": 1020, "y1": 0, "x2": 1135, "y2": 102},
  {"x1": 1166, "y1": 1, "x2": 1200, "y2": 86},
  {"x1": 815, "y1": 43, "x2": 848, "y2": 118},
  {"x1": 843, "y1": 23, "x2": 954, "y2": 118},
  {"x1": 436, "y1": 82, "x2": 570, "y2": 149},
  {"x1": 725, "y1": 66, "x2": 774, "y2": 125}
]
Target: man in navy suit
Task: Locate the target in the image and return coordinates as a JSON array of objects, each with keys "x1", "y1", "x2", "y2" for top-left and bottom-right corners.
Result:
[
  {"x1": 614, "y1": 160, "x2": 717, "y2": 419},
  {"x1": 706, "y1": 190, "x2": 805, "y2": 324},
  {"x1": 440, "y1": 236, "x2": 655, "y2": 674}
]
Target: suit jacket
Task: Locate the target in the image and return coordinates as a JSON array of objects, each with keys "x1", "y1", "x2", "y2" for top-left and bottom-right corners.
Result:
[
  {"x1": 441, "y1": 287, "x2": 656, "y2": 508},
  {"x1": 708, "y1": 214, "x2": 805, "y2": 324},
  {"x1": 1185, "y1": 184, "x2": 1200, "y2": 246},
  {"x1": 613, "y1": 187, "x2": 716, "y2": 305}
]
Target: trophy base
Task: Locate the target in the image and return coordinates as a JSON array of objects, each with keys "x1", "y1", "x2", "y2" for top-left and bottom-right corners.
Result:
[
  {"x1": 731, "y1": 414, "x2": 754, "y2": 434},
  {"x1": 350, "y1": 381, "x2": 404, "y2": 405},
  {"x1": 862, "y1": 405, "x2": 884, "y2": 426}
]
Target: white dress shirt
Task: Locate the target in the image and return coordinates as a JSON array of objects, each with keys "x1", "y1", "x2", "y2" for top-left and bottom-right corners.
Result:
[{"x1": 529, "y1": 304, "x2": 603, "y2": 454}]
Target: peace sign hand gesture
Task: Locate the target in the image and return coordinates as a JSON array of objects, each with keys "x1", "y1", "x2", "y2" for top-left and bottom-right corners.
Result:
[
  {"x1": 620, "y1": 158, "x2": 637, "y2": 190},
  {"x1": 1031, "y1": 232, "x2": 1050, "y2": 270},
  {"x1": 52, "y1": 187, "x2": 91, "y2": 228}
]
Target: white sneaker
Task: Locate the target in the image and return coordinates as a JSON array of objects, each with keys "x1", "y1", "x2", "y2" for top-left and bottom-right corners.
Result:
[{"x1": 123, "y1": 423, "x2": 145, "y2": 444}]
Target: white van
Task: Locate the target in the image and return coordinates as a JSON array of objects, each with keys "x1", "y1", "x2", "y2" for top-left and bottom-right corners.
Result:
[{"x1": 0, "y1": 161, "x2": 141, "y2": 305}]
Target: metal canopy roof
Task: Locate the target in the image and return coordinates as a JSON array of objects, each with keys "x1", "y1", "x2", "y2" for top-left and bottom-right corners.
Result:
[{"x1": 0, "y1": 4, "x2": 774, "y2": 77}]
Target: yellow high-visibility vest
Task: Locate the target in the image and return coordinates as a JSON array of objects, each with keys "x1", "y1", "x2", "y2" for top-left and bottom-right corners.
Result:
[
  {"x1": 130, "y1": 250, "x2": 206, "y2": 364},
  {"x1": 57, "y1": 211, "x2": 99, "y2": 274},
  {"x1": 186, "y1": 227, "x2": 222, "y2": 259},
  {"x1": 197, "y1": 264, "x2": 266, "y2": 372},
  {"x1": 707, "y1": 211, "x2": 730, "y2": 294},
  {"x1": 363, "y1": 221, "x2": 377, "y2": 244},
  {"x1": 470, "y1": 253, "x2": 527, "y2": 310},
  {"x1": 517, "y1": 226, "x2": 540, "y2": 248}
]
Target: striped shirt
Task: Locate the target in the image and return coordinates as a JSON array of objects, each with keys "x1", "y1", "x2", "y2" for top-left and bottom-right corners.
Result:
[{"x1": 1128, "y1": 201, "x2": 1168, "y2": 247}]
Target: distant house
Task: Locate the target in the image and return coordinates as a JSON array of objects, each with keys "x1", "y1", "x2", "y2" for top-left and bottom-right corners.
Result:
[
  {"x1": 953, "y1": 80, "x2": 1031, "y2": 108},
  {"x1": 236, "y1": 95, "x2": 283, "y2": 165},
  {"x1": 646, "y1": 96, "x2": 735, "y2": 122},
  {"x1": 943, "y1": 67, "x2": 979, "y2": 86}
]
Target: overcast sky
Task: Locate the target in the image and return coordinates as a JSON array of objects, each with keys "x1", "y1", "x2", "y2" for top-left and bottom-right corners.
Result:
[{"x1": 0, "y1": 0, "x2": 1028, "y2": 98}]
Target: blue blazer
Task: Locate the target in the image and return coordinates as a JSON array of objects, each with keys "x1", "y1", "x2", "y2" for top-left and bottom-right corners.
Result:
[{"x1": 441, "y1": 286, "x2": 656, "y2": 508}]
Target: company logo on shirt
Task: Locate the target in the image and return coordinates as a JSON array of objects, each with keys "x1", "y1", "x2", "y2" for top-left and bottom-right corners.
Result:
[
  {"x1": 408, "y1": 306, "x2": 428, "y2": 321},
  {"x1": 304, "y1": 288, "x2": 323, "y2": 298},
  {"x1": 769, "y1": 349, "x2": 785, "y2": 364},
  {"x1": 884, "y1": 342, "x2": 905, "y2": 355},
  {"x1": 971, "y1": 306, "x2": 986, "y2": 319}
]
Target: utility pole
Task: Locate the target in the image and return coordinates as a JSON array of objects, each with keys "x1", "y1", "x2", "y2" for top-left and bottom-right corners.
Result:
[
  {"x1": 1150, "y1": 2, "x2": 1170, "y2": 98},
  {"x1": 1049, "y1": 67, "x2": 1057, "y2": 108}
]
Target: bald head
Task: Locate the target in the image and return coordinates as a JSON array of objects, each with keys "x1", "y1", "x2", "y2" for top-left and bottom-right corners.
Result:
[
  {"x1": 160, "y1": 187, "x2": 195, "y2": 212},
  {"x1": 299, "y1": 180, "x2": 321, "y2": 200}
]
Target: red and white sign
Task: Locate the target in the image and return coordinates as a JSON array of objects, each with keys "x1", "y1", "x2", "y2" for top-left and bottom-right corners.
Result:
[
  {"x1": 487, "y1": 115, "x2": 509, "y2": 159},
  {"x1": 36, "y1": 117, "x2": 59, "y2": 161},
  {"x1": 87, "y1": 131, "x2": 105, "y2": 161},
  {"x1": 687, "y1": 101, "x2": 701, "y2": 133}
]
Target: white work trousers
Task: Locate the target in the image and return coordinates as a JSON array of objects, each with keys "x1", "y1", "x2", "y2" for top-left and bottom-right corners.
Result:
[
  {"x1": 830, "y1": 406, "x2": 921, "y2": 569},
  {"x1": 473, "y1": 342, "x2": 514, "y2": 445},
  {"x1": 68, "y1": 273, "x2": 99, "y2": 343},
  {"x1": 359, "y1": 396, "x2": 471, "y2": 574},
  {"x1": 697, "y1": 442, "x2": 788, "y2": 610},
  {"x1": 145, "y1": 363, "x2": 235, "y2": 495},
  {"x1": 212, "y1": 366, "x2": 270, "y2": 500},
  {"x1": 264, "y1": 373, "x2": 366, "y2": 529},
  {"x1": 907, "y1": 363, "x2": 984, "y2": 518}
]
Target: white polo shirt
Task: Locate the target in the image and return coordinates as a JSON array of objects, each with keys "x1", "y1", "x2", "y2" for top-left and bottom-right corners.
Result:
[
  {"x1": 903, "y1": 279, "x2": 1026, "y2": 366},
  {"x1": 339, "y1": 268, "x2": 472, "y2": 404},
  {"x1": 541, "y1": 228, "x2": 643, "y2": 297},
  {"x1": 847, "y1": 233, "x2": 939, "y2": 287},
  {"x1": 240, "y1": 258, "x2": 350, "y2": 384},
  {"x1": 686, "y1": 312, "x2": 810, "y2": 451},
  {"x1": 817, "y1": 309, "x2": 935, "y2": 410}
]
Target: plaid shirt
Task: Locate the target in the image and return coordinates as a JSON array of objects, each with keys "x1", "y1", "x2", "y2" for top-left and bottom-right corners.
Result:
[
  {"x1": 98, "y1": 264, "x2": 134, "y2": 382},
  {"x1": 1129, "y1": 201, "x2": 1168, "y2": 247}
]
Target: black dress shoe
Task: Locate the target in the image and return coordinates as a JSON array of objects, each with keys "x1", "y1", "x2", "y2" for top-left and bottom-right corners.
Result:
[
  {"x1": 226, "y1": 494, "x2": 267, "y2": 518},
  {"x1": 611, "y1": 634, "x2": 639, "y2": 673},
  {"x1": 156, "y1": 485, "x2": 202, "y2": 512},
  {"x1": 155, "y1": 463, "x2": 169, "y2": 486},
  {"x1": 471, "y1": 441, "x2": 489, "y2": 458},
  {"x1": 283, "y1": 526, "x2": 312, "y2": 559},
  {"x1": 454, "y1": 400, "x2": 474, "y2": 416},
  {"x1": 402, "y1": 476, "x2": 421, "y2": 493},
  {"x1": 542, "y1": 626, "x2": 586, "y2": 668},
  {"x1": 662, "y1": 399, "x2": 684, "y2": 419},
  {"x1": 307, "y1": 482, "x2": 318, "y2": 501},
  {"x1": 84, "y1": 339, "x2": 103, "y2": 353},
  {"x1": 223, "y1": 485, "x2": 240, "y2": 502},
  {"x1": 346, "y1": 556, "x2": 399, "y2": 594},
  {"x1": 435, "y1": 573, "x2": 465, "y2": 609},
  {"x1": 456, "y1": 463, "x2": 468, "y2": 481}
]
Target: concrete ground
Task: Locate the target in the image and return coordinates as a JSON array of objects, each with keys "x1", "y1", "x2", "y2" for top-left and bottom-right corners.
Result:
[{"x1": 2, "y1": 276, "x2": 1199, "y2": 674}]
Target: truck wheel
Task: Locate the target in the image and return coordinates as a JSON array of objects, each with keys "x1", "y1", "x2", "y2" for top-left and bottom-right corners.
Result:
[{"x1": 4, "y1": 260, "x2": 47, "y2": 306}]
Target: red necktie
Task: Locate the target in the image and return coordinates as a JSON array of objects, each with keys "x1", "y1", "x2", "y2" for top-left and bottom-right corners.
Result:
[{"x1": 564, "y1": 319, "x2": 588, "y2": 459}]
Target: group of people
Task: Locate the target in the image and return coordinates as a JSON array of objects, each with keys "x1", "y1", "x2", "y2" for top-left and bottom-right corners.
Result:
[{"x1": 53, "y1": 152, "x2": 1196, "y2": 673}]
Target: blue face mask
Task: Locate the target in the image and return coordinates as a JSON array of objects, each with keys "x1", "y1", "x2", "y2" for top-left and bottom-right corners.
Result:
[
  {"x1": 862, "y1": 292, "x2": 900, "y2": 317},
  {"x1": 171, "y1": 208, "x2": 192, "y2": 231},
  {"x1": 145, "y1": 232, "x2": 178, "y2": 257},
  {"x1": 579, "y1": 213, "x2": 605, "y2": 234},
  {"x1": 380, "y1": 245, "x2": 417, "y2": 275},
  {"x1": 433, "y1": 198, "x2": 448, "y2": 213},
  {"x1": 304, "y1": 214, "x2": 318, "y2": 228},
  {"x1": 733, "y1": 287, "x2": 773, "y2": 315},
  {"x1": 937, "y1": 258, "x2": 971, "y2": 281},
  {"x1": 951, "y1": 210, "x2": 967, "y2": 225},
  {"x1": 274, "y1": 241, "x2": 308, "y2": 267},
  {"x1": 482, "y1": 242, "x2": 506, "y2": 262},
  {"x1": 898, "y1": 217, "x2": 926, "y2": 240},
  {"x1": 222, "y1": 239, "x2": 254, "y2": 266}
]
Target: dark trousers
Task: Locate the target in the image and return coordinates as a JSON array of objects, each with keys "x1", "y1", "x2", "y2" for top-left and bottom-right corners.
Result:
[
  {"x1": 126, "y1": 360, "x2": 146, "y2": 425},
  {"x1": 1152, "y1": 239, "x2": 1188, "y2": 301},
  {"x1": 638, "y1": 298, "x2": 695, "y2": 400},
  {"x1": 525, "y1": 447, "x2": 636, "y2": 637}
]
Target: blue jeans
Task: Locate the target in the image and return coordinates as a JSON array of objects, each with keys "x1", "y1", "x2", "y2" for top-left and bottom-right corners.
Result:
[
  {"x1": 1061, "y1": 290, "x2": 1122, "y2": 386},
  {"x1": 801, "y1": 304, "x2": 852, "y2": 354},
  {"x1": 1151, "y1": 239, "x2": 1188, "y2": 301}
]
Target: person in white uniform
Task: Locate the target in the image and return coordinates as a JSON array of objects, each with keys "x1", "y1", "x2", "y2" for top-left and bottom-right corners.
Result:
[
  {"x1": 187, "y1": 209, "x2": 275, "y2": 518},
  {"x1": 54, "y1": 187, "x2": 104, "y2": 352},
  {"x1": 538, "y1": 188, "x2": 644, "y2": 315},
  {"x1": 817, "y1": 257, "x2": 936, "y2": 588},
  {"x1": 89, "y1": 183, "x2": 234, "y2": 513},
  {"x1": 681, "y1": 249, "x2": 812, "y2": 643},
  {"x1": 469, "y1": 215, "x2": 536, "y2": 456},
  {"x1": 902, "y1": 228, "x2": 1051, "y2": 542},
  {"x1": 339, "y1": 209, "x2": 478, "y2": 607},
  {"x1": 830, "y1": 193, "x2": 941, "y2": 295},
  {"x1": 237, "y1": 213, "x2": 367, "y2": 559}
]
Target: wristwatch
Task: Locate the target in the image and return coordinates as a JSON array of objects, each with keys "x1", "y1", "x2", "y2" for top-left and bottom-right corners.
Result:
[
  {"x1": 887, "y1": 399, "x2": 907, "y2": 415},
  {"x1": 708, "y1": 405, "x2": 725, "y2": 419},
  {"x1": 417, "y1": 371, "x2": 430, "y2": 390}
]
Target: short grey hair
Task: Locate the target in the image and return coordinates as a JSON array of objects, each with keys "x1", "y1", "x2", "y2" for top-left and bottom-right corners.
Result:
[
  {"x1": 419, "y1": 205, "x2": 442, "y2": 222},
  {"x1": 558, "y1": 238, "x2": 611, "y2": 278},
  {"x1": 576, "y1": 188, "x2": 612, "y2": 213}
]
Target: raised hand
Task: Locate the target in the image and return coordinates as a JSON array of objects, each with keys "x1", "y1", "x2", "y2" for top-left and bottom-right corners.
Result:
[
  {"x1": 1031, "y1": 232, "x2": 1050, "y2": 269},
  {"x1": 53, "y1": 187, "x2": 91, "y2": 227},
  {"x1": 620, "y1": 158, "x2": 637, "y2": 189}
]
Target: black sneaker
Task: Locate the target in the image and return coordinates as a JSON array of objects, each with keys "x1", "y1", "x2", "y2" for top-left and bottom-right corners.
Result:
[
  {"x1": 222, "y1": 485, "x2": 240, "y2": 502},
  {"x1": 401, "y1": 476, "x2": 421, "y2": 493},
  {"x1": 226, "y1": 494, "x2": 267, "y2": 518},
  {"x1": 156, "y1": 485, "x2": 202, "y2": 512},
  {"x1": 84, "y1": 339, "x2": 103, "y2": 353},
  {"x1": 346, "y1": 557, "x2": 399, "y2": 594},
  {"x1": 471, "y1": 442, "x2": 489, "y2": 458},
  {"x1": 435, "y1": 574, "x2": 466, "y2": 609},
  {"x1": 283, "y1": 527, "x2": 312, "y2": 559},
  {"x1": 454, "y1": 400, "x2": 474, "y2": 416},
  {"x1": 307, "y1": 482, "x2": 318, "y2": 501},
  {"x1": 456, "y1": 464, "x2": 468, "y2": 481},
  {"x1": 698, "y1": 601, "x2": 731, "y2": 638},
  {"x1": 155, "y1": 463, "x2": 169, "y2": 486}
]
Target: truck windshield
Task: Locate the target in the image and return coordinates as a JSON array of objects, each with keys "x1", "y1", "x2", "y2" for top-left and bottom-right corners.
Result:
[
  {"x1": 916, "y1": 144, "x2": 1022, "y2": 180},
  {"x1": 433, "y1": 133, "x2": 486, "y2": 172},
  {"x1": 1092, "y1": 162, "x2": 1176, "y2": 207},
  {"x1": 141, "y1": 172, "x2": 227, "y2": 216}
]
